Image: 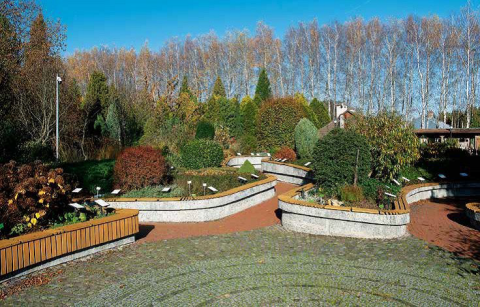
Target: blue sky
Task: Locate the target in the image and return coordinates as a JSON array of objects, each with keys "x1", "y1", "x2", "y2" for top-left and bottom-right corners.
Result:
[{"x1": 39, "y1": 0, "x2": 472, "y2": 55}]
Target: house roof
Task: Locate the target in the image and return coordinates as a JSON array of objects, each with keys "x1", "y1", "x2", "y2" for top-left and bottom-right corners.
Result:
[{"x1": 412, "y1": 117, "x2": 451, "y2": 129}]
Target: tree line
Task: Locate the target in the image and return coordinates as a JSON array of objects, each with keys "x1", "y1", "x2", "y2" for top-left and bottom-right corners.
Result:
[{"x1": 2, "y1": 0, "x2": 480, "y2": 163}]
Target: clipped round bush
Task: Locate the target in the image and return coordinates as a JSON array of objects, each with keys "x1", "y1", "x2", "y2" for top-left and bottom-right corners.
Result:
[
  {"x1": 181, "y1": 139, "x2": 224, "y2": 169},
  {"x1": 114, "y1": 146, "x2": 167, "y2": 191},
  {"x1": 257, "y1": 97, "x2": 305, "y2": 150},
  {"x1": 294, "y1": 118, "x2": 318, "y2": 159},
  {"x1": 238, "y1": 160, "x2": 255, "y2": 174},
  {"x1": 312, "y1": 129, "x2": 371, "y2": 192},
  {"x1": 273, "y1": 146, "x2": 297, "y2": 161},
  {"x1": 195, "y1": 120, "x2": 215, "y2": 140}
]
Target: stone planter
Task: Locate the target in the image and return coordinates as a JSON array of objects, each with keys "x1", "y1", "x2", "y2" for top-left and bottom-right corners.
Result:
[
  {"x1": 261, "y1": 160, "x2": 314, "y2": 185},
  {"x1": 466, "y1": 203, "x2": 480, "y2": 230},
  {"x1": 225, "y1": 156, "x2": 265, "y2": 170},
  {"x1": 279, "y1": 184, "x2": 409, "y2": 239},
  {"x1": 107, "y1": 176, "x2": 277, "y2": 222},
  {"x1": 0, "y1": 209, "x2": 139, "y2": 281}
]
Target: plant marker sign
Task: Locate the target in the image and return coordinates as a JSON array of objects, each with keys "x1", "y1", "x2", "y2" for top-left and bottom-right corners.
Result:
[
  {"x1": 72, "y1": 188, "x2": 82, "y2": 193},
  {"x1": 384, "y1": 192, "x2": 396, "y2": 198},
  {"x1": 460, "y1": 173, "x2": 468, "y2": 177},
  {"x1": 392, "y1": 179, "x2": 401, "y2": 186},
  {"x1": 304, "y1": 162, "x2": 312, "y2": 167},
  {"x1": 208, "y1": 186, "x2": 218, "y2": 193},
  {"x1": 94, "y1": 199, "x2": 110, "y2": 207},
  {"x1": 402, "y1": 177, "x2": 410, "y2": 182},
  {"x1": 281, "y1": 158, "x2": 287, "y2": 162},
  {"x1": 162, "y1": 187, "x2": 171, "y2": 193},
  {"x1": 251, "y1": 174, "x2": 259, "y2": 179},
  {"x1": 438, "y1": 174, "x2": 446, "y2": 179},
  {"x1": 417, "y1": 177, "x2": 425, "y2": 181},
  {"x1": 237, "y1": 153, "x2": 242, "y2": 156},
  {"x1": 69, "y1": 203, "x2": 85, "y2": 209},
  {"x1": 238, "y1": 176, "x2": 247, "y2": 183},
  {"x1": 111, "y1": 189, "x2": 121, "y2": 195}
]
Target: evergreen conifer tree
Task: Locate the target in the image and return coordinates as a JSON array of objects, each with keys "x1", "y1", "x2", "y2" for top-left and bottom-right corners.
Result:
[{"x1": 253, "y1": 68, "x2": 272, "y2": 106}]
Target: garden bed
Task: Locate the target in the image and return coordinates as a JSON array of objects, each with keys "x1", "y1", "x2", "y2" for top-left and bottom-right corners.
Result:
[
  {"x1": 0, "y1": 209, "x2": 139, "y2": 281},
  {"x1": 117, "y1": 168, "x2": 266, "y2": 198},
  {"x1": 279, "y1": 181, "x2": 480, "y2": 239},
  {"x1": 261, "y1": 160, "x2": 313, "y2": 185},
  {"x1": 466, "y1": 203, "x2": 480, "y2": 230},
  {"x1": 106, "y1": 175, "x2": 277, "y2": 222},
  {"x1": 278, "y1": 184, "x2": 409, "y2": 239}
]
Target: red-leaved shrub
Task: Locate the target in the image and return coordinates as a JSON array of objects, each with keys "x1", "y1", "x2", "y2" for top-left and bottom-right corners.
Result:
[
  {"x1": 114, "y1": 146, "x2": 167, "y2": 191},
  {"x1": 273, "y1": 146, "x2": 297, "y2": 161}
]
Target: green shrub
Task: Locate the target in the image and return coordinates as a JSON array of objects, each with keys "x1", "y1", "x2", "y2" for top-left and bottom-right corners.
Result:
[
  {"x1": 348, "y1": 113, "x2": 420, "y2": 180},
  {"x1": 310, "y1": 98, "x2": 331, "y2": 128},
  {"x1": 240, "y1": 134, "x2": 258, "y2": 153},
  {"x1": 195, "y1": 120, "x2": 215, "y2": 140},
  {"x1": 238, "y1": 160, "x2": 255, "y2": 174},
  {"x1": 312, "y1": 129, "x2": 371, "y2": 193},
  {"x1": 257, "y1": 97, "x2": 305, "y2": 149},
  {"x1": 340, "y1": 185, "x2": 364, "y2": 202},
  {"x1": 294, "y1": 118, "x2": 318, "y2": 159},
  {"x1": 61, "y1": 159, "x2": 115, "y2": 194},
  {"x1": 181, "y1": 139, "x2": 224, "y2": 169}
]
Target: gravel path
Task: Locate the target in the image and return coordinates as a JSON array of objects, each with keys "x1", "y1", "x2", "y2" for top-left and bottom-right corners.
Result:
[{"x1": 2, "y1": 226, "x2": 479, "y2": 305}]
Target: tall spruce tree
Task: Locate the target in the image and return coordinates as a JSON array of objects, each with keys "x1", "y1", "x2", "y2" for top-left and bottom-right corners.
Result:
[
  {"x1": 253, "y1": 68, "x2": 272, "y2": 106},
  {"x1": 211, "y1": 76, "x2": 226, "y2": 99},
  {"x1": 179, "y1": 75, "x2": 194, "y2": 100},
  {"x1": 310, "y1": 98, "x2": 331, "y2": 128}
]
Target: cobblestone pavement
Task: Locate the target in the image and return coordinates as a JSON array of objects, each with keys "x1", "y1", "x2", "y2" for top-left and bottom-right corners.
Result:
[{"x1": 2, "y1": 226, "x2": 479, "y2": 306}]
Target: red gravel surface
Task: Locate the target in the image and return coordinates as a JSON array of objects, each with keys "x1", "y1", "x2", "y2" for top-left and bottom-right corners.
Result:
[
  {"x1": 137, "y1": 182, "x2": 296, "y2": 242},
  {"x1": 408, "y1": 198, "x2": 480, "y2": 260}
]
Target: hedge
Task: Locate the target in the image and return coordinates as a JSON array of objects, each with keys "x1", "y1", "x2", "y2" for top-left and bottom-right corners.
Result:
[{"x1": 181, "y1": 139, "x2": 224, "y2": 169}]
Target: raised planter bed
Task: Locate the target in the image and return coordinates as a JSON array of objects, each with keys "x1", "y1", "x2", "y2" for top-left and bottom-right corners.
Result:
[
  {"x1": 261, "y1": 160, "x2": 314, "y2": 185},
  {"x1": 106, "y1": 175, "x2": 277, "y2": 222},
  {"x1": 279, "y1": 184, "x2": 409, "y2": 239},
  {"x1": 466, "y1": 203, "x2": 480, "y2": 230},
  {"x1": 0, "y1": 209, "x2": 139, "y2": 281},
  {"x1": 225, "y1": 156, "x2": 265, "y2": 170},
  {"x1": 279, "y1": 181, "x2": 480, "y2": 239}
]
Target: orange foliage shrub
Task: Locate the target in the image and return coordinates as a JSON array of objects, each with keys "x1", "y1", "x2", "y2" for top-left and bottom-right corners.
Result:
[
  {"x1": 0, "y1": 161, "x2": 75, "y2": 238},
  {"x1": 273, "y1": 147, "x2": 297, "y2": 161},
  {"x1": 114, "y1": 146, "x2": 167, "y2": 191}
]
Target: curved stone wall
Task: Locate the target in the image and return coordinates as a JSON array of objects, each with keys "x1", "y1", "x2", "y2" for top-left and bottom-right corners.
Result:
[
  {"x1": 279, "y1": 181, "x2": 480, "y2": 239},
  {"x1": 261, "y1": 160, "x2": 314, "y2": 185},
  {"x1": 106, "y1": 176, "x2": 277, "y2": 222},
  {"x1": 225, "y1": 156, "x2": 265, "y2": 170},
  {"x1": 466, "y1": 203, "x2": 480, "y2": 230}
]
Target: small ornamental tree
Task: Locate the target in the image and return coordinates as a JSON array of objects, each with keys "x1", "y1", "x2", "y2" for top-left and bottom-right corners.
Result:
[
  {"x1": 253, "y1": 68, "x2": 272, "y2": 106},
  {"x1": 238, "y1": 160, "x2": 255, "y2": 174},
  {"x1": 257, "y1": 97, "x2": 305, "y2": 150},
  {"x1": 312, "y1": 129, "x2": 371, "y2": 192},
  {"x1": 348, "y1": 113, "x2": 420, "y2": 180},
  {"x1": 310, "y1": 98, "x2": 330, "y2": 128},
  {"x1": 181, "y1": 139, "x2": 224, "y2": 169},
  {"x1": 195, "y1": 121, "x2": 215, "y2": 140},
  {"x1": 114, "y1": 146, "x2": 167, "y2": 191},
  {"x1": 241, "y1": 97, "x2": 258, "y2": 138},
  {"x1": 294, "y1": 118, "x2": 318, "y2": 159}
]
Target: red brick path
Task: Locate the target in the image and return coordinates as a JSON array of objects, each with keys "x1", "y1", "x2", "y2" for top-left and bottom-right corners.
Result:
[
  {"x1": 138, "y1": 182, "x2": 296, "y2": 242},
  {"x1": 408, "y1": 198, "x2": 480, "y2": 260}
]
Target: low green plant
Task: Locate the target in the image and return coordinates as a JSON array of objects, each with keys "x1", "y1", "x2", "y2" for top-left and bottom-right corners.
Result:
[
  {"x1": 9, "y1": 223, "x2": 26, "y2": 236},
  {"x1": 121, "y1": 185, "x2": 186, "y2": 198},
  {"x1": 238, "y1": 160, "x2": 255, "y2": 174},
  {"x1": 340, "y1": 185, "x2": 364, "y2": 202},
  {"x1": 60, "y1": 159, "x2": 115, "y2": 194}
]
